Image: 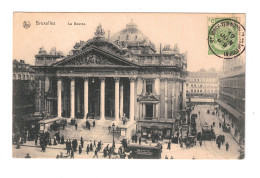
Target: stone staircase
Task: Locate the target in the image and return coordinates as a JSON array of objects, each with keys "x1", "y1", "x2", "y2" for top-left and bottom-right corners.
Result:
[{"x1": 50, "y1": 119, "x2": 123, "y2": 143}]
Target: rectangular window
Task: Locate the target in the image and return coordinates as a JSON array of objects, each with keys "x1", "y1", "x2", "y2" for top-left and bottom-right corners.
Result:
[{"x1": 146, "y1": 80, "x2": 153, "y2": 94}]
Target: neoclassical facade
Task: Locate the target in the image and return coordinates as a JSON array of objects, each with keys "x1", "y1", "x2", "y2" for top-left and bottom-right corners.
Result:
[{"x1": 33, "y1": 21, "x2": 188, "y2": 138}]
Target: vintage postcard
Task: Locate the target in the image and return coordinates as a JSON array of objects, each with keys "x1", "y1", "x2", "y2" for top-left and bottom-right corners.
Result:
[{"x1": 12, "y1": 13, "x2": 245, "y2": 159}]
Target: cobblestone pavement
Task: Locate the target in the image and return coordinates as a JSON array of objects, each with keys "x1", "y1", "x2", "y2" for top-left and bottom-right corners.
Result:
[{"x1": 13, "y1": 105, "x2": 240, "y2": 159}]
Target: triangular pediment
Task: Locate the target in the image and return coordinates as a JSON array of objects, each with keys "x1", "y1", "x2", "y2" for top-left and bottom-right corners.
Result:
[
  {"x1": 53, "y1": 46, "x2": 137, "y2": 67},
  {"x1": 138, "y1": 93, "x2": 160, "y2": 103}
]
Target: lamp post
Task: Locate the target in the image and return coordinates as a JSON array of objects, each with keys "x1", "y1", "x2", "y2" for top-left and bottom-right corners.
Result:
[{"x1": 112, "y1": 123, "x2": 115, "y2": 147}]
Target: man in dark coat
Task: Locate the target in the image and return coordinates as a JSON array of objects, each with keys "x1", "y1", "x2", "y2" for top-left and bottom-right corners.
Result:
[
  {"x1": 225, "y1": 142, "x2": 229, "y2": 151},
  {"x1": 93, "y1": 149, "x2": 98, "y2": 158},
  {"x1": 35, "y1": 137, "x2": 37, "y2": 145},
  {"x1": 75, "y1": 122, "x2": 78, "y2": 130},
  {"x1": 79, "y1": 145, "x2": 82, "y2": 154},
  {"x1": 48, "y1": 138, "x2": 52, "y2": 146},
  {"x1": 86, "y1": 144, "x2": 90, "y2": 154},
  {"x1": 94, "y1": 140, "x2": 96, "y2": 147},
  {"x1": 71, "y1": 149, "x2": 74, "y2": 159},
  {"x1": 61, "y1": 135, "x2": 65, "y2": 144},
  {"x1": 80, "y1": 137, "x2": 84, "y2": 148},
  {"x1": 217, "y1": 141, "x2": 221, "y2": 149},
  {"x1": 93, "y1": 120, "x2": 95, "y2": 128},
  {"x1": 139, "y1": 137, "x2": 141, "y2": 145},
  {"x1": 25, "y1": 153, "x2": 31, "y2": 158},
  {"x1": 90, "y1": 143, "x2": 93, "y2": 151},
  {"x1": 167, "y1": 141, "x2": 171, "y2": 150}
]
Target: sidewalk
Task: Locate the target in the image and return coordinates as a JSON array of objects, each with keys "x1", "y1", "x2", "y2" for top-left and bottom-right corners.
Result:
[{"x1": 214, "y1": 109, "x2": 244, "y2": 149}]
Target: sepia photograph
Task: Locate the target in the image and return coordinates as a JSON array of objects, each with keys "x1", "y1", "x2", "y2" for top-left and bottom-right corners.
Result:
[{"x1": 12, "y1": 12, "x2": 245, "y2": 160}]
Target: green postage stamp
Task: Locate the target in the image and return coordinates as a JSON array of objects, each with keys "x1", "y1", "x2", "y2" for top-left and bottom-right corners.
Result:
[{"x1": 208, "y1": 17, "x2": 245, "y2": 59}]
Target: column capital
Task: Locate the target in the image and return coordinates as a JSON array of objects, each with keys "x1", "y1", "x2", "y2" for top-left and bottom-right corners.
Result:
[
  {"x1": 69, "y1": 76, "x2": 75, "y2": 81},
  {"x1": 114, "y1": 77, "x2": 120, "y2": 82},
  {"x1": 83, "y1": 77, "x2": 89, "y2": 81},
  {"x1": 57, "y1": 76, "x2": 63, "y2": 81},
  {"x1": 161, "y1": 78, "x2": 168, "y2": 82},
  {"x1": 99, "y1": 77, "x2": 106, "y2": 81},
  {"x1": 129, "y1": 77, "x2": 136, "y2": 82}
]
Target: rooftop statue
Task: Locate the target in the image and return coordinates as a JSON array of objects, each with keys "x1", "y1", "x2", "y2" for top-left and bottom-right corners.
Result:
[{"x1": 94, "y1": 24, "x2": 105, "y2": 37}]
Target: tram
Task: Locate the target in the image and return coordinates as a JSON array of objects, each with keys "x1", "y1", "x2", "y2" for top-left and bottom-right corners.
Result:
[{"x1": 125, "y1": 143, "x2": 162, "y2": 159}]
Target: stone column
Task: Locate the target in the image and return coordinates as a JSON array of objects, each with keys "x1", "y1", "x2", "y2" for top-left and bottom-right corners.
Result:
[
  {"x1": 84, "y1": 77, "x2": 89, "y2": 119},
  {"x1": 182, "y1": 81, "x2": 187, "y2": 109},
  {"x1": 120, "y1": 81, "x2": 124, "y2": 118},
  {"x1": 164, "y1": 79, "x2": 168, "y2": 120},
  {"x1": 70, "y1": 77, "x2": 75, "y2": 118},
  {"x1": 172, "y1": 79, "x2": 176, "y2": 116},
  {"x1": 57, "y1": 77, "x2": 62, "y2": 117},
  {"x1": 155, "y1": 78, "x2": 161, "y2": 118},
  {"x1": 100, "y1": 77, "x2": 105, "y2": 120},
  {"x1": 76, "y1": 83, "x2": 80, "y2": 113},
  {"x1": 114, "y1": 77, "x2": 120, "y2": 121},
  {"x1": 175, "y1": 80, "x2": 180, "y2": 112},
  {"x1": 129, "y1": 78, "x2": 135, "y2": 122}
]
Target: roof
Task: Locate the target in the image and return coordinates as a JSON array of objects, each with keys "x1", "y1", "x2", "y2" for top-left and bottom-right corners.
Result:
[
  {"x1": 189, "y1": 71, "x2": 218, "y2": 78},
  {"x1": 127, "y1": 143, "x2": 161, "y2": 150}
]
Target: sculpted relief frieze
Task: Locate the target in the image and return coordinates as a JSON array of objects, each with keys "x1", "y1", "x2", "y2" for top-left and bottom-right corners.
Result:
[{"x1": 65, "y1": 53, "x2": 118, "y2": 66}]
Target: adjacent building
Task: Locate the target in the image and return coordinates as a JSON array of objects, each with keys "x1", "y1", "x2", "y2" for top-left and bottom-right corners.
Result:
[
  {"x1": 32, "y1": 21, "x2": 188, "y2": 139},
  {"x1": 186, "y1": 69, "x2": 219, "y2": 104},
  {"x1": 216, "y1": 57, "x2": 245, "y2": 143},
  {"x1": 13, "y1": 59, "x2": 35, "y2": 132}
]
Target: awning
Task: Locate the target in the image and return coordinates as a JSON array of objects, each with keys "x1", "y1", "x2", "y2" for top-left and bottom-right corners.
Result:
[
  {"x1": 215, "y1": 99, "x2": 244, "y2": 121},
  {"x1": 39, "y1": 117, "x2": 61, "y2": 124}
]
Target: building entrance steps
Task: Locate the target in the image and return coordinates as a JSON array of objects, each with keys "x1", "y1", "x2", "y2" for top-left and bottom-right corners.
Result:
[{"x1": 49, "y1": 118, "x2": 135, "y2": 143}]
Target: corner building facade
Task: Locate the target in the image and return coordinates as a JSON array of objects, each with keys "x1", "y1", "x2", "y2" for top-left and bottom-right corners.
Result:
[{"x1": 33, "y1": 22, "x2": 188, "y2": 139}]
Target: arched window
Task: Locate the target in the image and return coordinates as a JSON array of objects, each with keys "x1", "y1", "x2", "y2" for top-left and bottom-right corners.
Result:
[{"x1": 18, "y1": 74, "x2": 21, "y2": 80}]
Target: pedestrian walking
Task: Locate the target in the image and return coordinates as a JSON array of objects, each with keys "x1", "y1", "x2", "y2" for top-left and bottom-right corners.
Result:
[
  {"x1": 81, "y1": 137, "x2": 84, "y2": 148},
  {"x1": 71, "y1": 149, "x2": 74, "y2": 159},
  {"x1": 86, "y1": 144, "x2": 90, "y2": 154},
  {"x1": 48, "y1": 138, "x2": 52, "y2": 146},
  {"x1": 90, "y1": 143, "x2": 93, "y2": 151},
  {"x1": 93, "y1": 149, "x2": 98, "y2": 158},
  {"x1": 94, "y1": 140, "x2": 96, "y2": 147},
  {"x1": 139, "y1": 137, "x2": 141, "y2": 145},
  {"x1": 35, "y1": 137, "x2": 37, "y2": 145},
  {"x1": 167, "y1": 141, "x2": 171, "y2": 150},
  {"x1": 165, "y1": 155, "x2": 168, "y2": 159},
  {"x1": 217, "y1": 141, "x2": 221, "y2": 149},
  {"x1": 225, "y1": 142, "x2": 229, "y2": 151},
  {"x1": 61, "y1": 135, "x2": 65, "y2": 144},
  {"x1": 93, "y1": 120, "x2": 95, "y2": 128},
  {"x1": 199, "y1": 140, "x2": 202, "y2": 147},
  {"x1": 25, "y1": 153, "x2": 31, "y2": 158},
  {"x1": 54, "y1": 138, "x2": 57, "y2": 145},
  {"x1": 75, "y1": 122, "x2": 78, "y2": 130},
  {"x1": 79, "y1": 145, "x2": 82, "y2": 154}
]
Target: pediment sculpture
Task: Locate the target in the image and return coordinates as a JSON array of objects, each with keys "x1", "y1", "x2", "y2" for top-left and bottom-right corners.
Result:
[{"x1": 66, "y1": 53, "x2": 117, "y2": 66}]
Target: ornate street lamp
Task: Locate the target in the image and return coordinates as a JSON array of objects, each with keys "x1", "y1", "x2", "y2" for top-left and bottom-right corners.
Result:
[{"x1": 112, "y1": 123, "x2": 115, "y2": 147}]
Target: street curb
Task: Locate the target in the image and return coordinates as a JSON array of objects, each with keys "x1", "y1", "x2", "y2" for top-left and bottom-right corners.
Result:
[{"x1": 216, "y1": 114, "x2": 244, "y2": 149}]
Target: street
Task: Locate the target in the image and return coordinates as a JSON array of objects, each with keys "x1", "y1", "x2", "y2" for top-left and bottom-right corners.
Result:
[{"x1": 13, "y1": 105, "x2": 241, "y2": 159}]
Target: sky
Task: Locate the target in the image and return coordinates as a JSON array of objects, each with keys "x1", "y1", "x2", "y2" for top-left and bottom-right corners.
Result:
[{"x1": 13, "y1": 13, "x2": 245, "y2": 72}]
